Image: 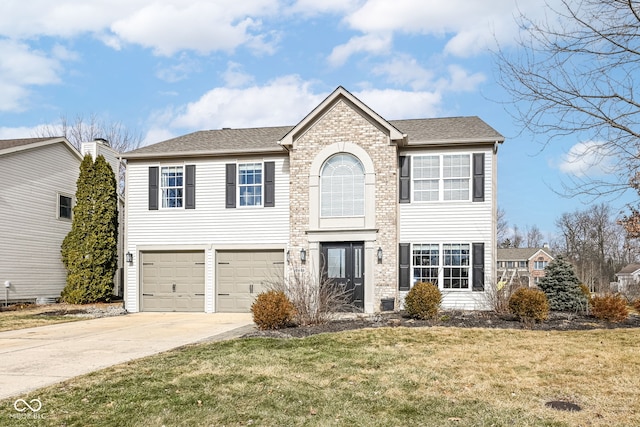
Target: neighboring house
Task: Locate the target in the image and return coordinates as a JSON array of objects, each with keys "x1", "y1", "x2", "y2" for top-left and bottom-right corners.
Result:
[
  {"x1": 497, "y1": 247, "x2": 554, "y2": 287},
  {"x1": 122, "y1": 86, "x2": 505, "y2": 314},
  {"x1": 615, "y1": 263, "x2": 640, "y2": 294},
  {"x1": 0, "y1": 137, "x2": 123, "y2": 303}
]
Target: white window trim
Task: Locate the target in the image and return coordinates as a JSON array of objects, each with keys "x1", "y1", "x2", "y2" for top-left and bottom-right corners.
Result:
[
  {"x1": 411, "y1": 154, "x2": 471, "y2": 203},
  {"x1": 319, "y1": 153, "x2": 366, "y2": 218},
  {"x1": 237, "y1": 161, "x2": 264, "y2": 208},
  {"x1": 160, "y1": 165, "x2": 184, "y2": 209},
  {"x1": 411, "y1": 242, "x2": 472, "y2": 291},
  {"x1": 57, "y1": 192, "x2": 74, "y2": 221}
]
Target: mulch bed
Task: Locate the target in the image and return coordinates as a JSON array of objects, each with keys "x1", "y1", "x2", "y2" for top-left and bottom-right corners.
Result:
[{"x1": 245, "y1": 311, "x2": 640, "y2": 339}]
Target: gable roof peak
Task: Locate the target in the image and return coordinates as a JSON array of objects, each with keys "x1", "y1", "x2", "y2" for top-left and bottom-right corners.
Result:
[{"x1": 278, "y1": 86, "x2": 405, "y2": 147}]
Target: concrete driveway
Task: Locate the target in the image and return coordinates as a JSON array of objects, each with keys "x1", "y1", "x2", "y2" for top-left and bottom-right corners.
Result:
[{"x1": 0, "y1": 312, "x2": 254, "y2": 400}]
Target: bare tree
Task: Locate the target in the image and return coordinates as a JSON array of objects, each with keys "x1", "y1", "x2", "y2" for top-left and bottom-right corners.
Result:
[
  {"x1": 526, "y1": 225, "x2": 544, "y2": 248},
  {"x1": 495, "y1": 0, "x2": 640, "y2": 224},
  {"x1": 34, "y1": 113, "x2": 142, "y2": 153},
  {"x1": 497, "y1": 207, "x2": 509, "y2": 246},
  {"x1": 511, "y1": 224, "x2": 524, "y2": 248},
  {"x1": 555, "y1": 203, "x2": 628, "y2": 291}
]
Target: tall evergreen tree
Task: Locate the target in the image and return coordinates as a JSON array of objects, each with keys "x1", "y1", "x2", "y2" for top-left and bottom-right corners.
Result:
[
  {"x1": 538, "y1": 255, "x2": 587, "y2": 313},
  {"x1": 61, "y1": 154, "x2": 118, "y2": 303}
]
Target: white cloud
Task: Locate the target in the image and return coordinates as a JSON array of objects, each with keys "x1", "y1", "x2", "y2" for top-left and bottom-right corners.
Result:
[
  {"x1": 354, "y1": 88, "x2": 442, "y2": 120},
  {"x1": 222, "y1": 62, "x2": 255, "y2": 88},
  {"x1": 287, "y1": 0, "x2": 361, "y2": 16},
  {"x1": 170, "y1": 76, "x2": 324, "y2": 129},
  {"x1": 337, "y1": 0, "x2": 561, "y2": 60},
  {"x1": 0, "y1": 40, "x2": 62, "y2": 111},
  {"x1": 436, "y1": 65, "x2": 486, "y2": 92},
  {"x1": 111, "y1": 2, "x2": 274, "y2": 56},
  {"x1": 558, "y1": 141, "x2": 616, "y2": 177},
  {"x1": 156, "y1": 54, "x2": 202, "y2": 83},
  {"x1": 328, "y1": 33, "x2": 392, "y2": 67},
  {"x1": 0, "y1": 125, "x2": 44, "y2": 139},
  {"x1": 141, "y1": 127, "x2": 177, "y2": 147},
  {"x1": 0, "y1": 1, "x2": 280, "y2": 56},
  {"x1": 166, "y1": 78, "x2": 442, "y2": 135}
]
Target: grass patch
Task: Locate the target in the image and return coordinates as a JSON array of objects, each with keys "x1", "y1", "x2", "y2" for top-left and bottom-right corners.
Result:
[
  {"x1": 1, "y1": 327, "x2": 639, "y2": 426},
  {"x1": 0, "y1": 305, "x2": 86, "y2": 331}
]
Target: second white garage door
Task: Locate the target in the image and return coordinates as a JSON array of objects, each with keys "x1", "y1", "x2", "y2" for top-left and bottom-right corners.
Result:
[{"x1": 216, "y1": 250, "x2": 284, "y2": 312}]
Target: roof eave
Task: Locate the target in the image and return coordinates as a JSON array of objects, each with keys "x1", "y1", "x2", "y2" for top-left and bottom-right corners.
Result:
[
  {"x1": 0, "y1": 137, "x2": 83, "y2": 160},
  {"x1": 122, "y1": 146, "x2": 288, "y2": 160},
  {"x1": 404, "y1": 137, "x2": 505, "y2": 147}
]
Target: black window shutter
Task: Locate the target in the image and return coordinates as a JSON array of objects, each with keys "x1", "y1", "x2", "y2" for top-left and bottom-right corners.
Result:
[
  {"x1": 185, "y1": 165, "x2": 196, "y2": 209},
  {"x1": 399, "y1": 243, "x2": 411, "y2": 291},
  {"x1": 399, "y1": 156, "x2": 411, "y2": 203},
  {"x1": 149, "y1": 166, "x2": 159, "y2": 210},
  {"x1": 473, "y1": 153, "x2": 485, "y2": 202},
  {"x1": 264, "y1": 161, "x2": 275, "y2": 207},
  {"x1": 225, "y1": 163, "x2": 236, "y2": 208},
  {"x1": 472, "y1": 242, "x2": 485, "y2": 291}
]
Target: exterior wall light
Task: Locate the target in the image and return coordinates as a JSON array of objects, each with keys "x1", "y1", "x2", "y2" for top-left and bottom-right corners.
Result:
[
  {"x1": 286, "y1": 250, "x2": 290, "y2": 264},
  {"x1": 377, "y1": 247, "x2": 383, "y2": 263},
  {"x1": 126, "y1": 252, "x2": 133, "y2": 264},
  {"x1": 300, "y1": 248, "x2": 307, "y2": 263}
]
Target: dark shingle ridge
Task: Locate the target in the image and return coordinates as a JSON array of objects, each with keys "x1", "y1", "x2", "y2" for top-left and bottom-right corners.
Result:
[
  {"x1": 124, "y1": 117, "x2": 503, "y2": 158},
  {"x1": 0, "y1": 137, "x2": 60, "y2": 151}
]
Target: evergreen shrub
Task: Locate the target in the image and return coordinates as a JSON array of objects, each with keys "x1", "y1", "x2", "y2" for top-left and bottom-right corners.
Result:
[
  {"x1": 404, "y1": 282, "x2": 442, "y2": 320},
  {"x1": 251, "y1": 291, "x2": 296, "y2": 330},
  {"x1": 590, "y1": 294, "x2": 629, "y2": 323},
  {"x1": 508, "y1": 288, "x2": 549, "y2": 323},
  {"x1": 538, "y1": 255, "x2": 588, "y2": 312}
]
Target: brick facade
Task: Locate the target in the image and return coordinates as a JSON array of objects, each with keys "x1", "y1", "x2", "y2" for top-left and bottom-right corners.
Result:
[{"x1": 288, "y1": 99, "x2": 398, "y2": 311}]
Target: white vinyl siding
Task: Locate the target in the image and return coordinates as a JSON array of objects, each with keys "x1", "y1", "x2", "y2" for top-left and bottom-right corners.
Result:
[
  {"x1": 400, "y1": 146, "x2": 494, "y2": 310},
  {"x1": 0, "y1": 143, "x2": 80, "y2": 301},
  {"x1": 124, "y1": 157, "x2": 290, "y2": 312}
]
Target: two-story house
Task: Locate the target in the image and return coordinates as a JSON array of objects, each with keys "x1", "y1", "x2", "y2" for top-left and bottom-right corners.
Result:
[
  {"x1": 1, "y1": 137, "x2": 124, "y2": 303},
  {"x1": 122, "y1": 87, "x2": 504, "y2": 313},
  {"x1": 496, "y1": 247, "x2": 554, "y2": 288}
]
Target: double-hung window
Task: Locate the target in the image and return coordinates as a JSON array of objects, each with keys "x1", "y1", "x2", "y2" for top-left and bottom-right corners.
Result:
[
  {"x1": 161, "y1": 166, "x2": 183, "y2": 208},
  {"x1": 412, "y1": 244, "x2": 439, "y2": 284},
  {"x1": 443, "y1": 243, "x2": 470, "y2": 289},
  {"x1": 443, "y1": 155, "x2": 470, "y2": 200},
  {"x1": 412, "y1": 154, "x2": 471, "y2": 201},
  {"x1": 534, "y1": 260, "x2": 548, "y2": 270},
  {"x1": 239, "y1": 163, "x2": 263, "y2": 207}
]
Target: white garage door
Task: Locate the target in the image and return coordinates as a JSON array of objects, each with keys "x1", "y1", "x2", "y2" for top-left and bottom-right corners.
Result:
[
  {"x1": 216, "y1": 250, "x2": 284, "y2": 313},
  {"x1": 141, "y1": 251, "x2": 205, "y2": 312}
]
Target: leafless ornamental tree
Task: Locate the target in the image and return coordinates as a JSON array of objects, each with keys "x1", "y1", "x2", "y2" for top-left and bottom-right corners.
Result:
[
  {"x1": 35, "y1": 113, "x2": 142, "y2": 154},
  {"x1": 496, "y1": 0, "x2": 640, "y2": 225}
]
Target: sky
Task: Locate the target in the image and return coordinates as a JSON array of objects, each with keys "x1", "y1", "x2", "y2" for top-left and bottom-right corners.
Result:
[{"x1": 0, "y1": 0, "x2": 634, "y2": 242}]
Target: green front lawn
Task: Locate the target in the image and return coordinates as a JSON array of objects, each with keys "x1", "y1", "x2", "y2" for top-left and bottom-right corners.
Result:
[{"x1": 2, "y1": 327, "x2": 639, "y2": 426}]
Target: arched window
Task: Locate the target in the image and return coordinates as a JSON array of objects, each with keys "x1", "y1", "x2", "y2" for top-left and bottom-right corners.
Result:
[{"x1": 320, "y1": 153, "x2": 365, "y2": 217}]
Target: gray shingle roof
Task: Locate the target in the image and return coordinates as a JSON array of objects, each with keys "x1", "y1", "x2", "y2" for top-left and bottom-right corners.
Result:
[
  {"x1": 616, "y1": 263, "x2": 640, "y2": 275},
  {"x1": 391, "y1": 117, "x2": 504, "y2": 144},
  {"x1": 497, "y1": 248, "x2": 554, "y2": 261},
  {"x1": 124, "y1": 117, "x2": 504, "y2": 159},
  {"x1": 0, "y1": 137, "x2": 58, "y2": 151}
]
